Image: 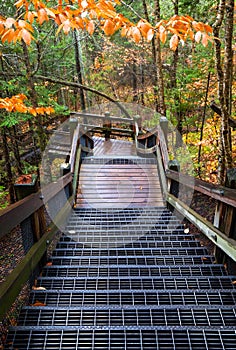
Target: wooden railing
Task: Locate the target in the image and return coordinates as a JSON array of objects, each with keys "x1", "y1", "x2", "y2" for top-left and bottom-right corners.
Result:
[
  {"x1": 0, "y1": 121, "x2": 83, "y2": 321},
  {"x1": 134, "y1": 116, "x2": 236, "y2": 268}
]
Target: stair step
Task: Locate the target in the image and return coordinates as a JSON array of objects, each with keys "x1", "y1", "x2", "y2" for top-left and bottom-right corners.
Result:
[
  {"x1": 50, "y1": 255, "x2": 214, "y2": 266},
  {"x1": 5, "y1": 328, "x2": 236, "y2": 349},
  {"x1": 29, "y1": 289, "x2": 236, "y2": 307},
  {"x1": 41, "y1": 265, "x2": 227, "y2": 278},
  {"x1": 54, "y1": 246, "x2": 210, "y2": 256},
  {"x1": 17, "y1": 306, "x2": 236, "y2": 328},
  {"x1": 36, "y1": 276, "x2": 236, "y2": 290},
  {"x1": 56, "y1": 240, "x2": 202, "y2": 249}
]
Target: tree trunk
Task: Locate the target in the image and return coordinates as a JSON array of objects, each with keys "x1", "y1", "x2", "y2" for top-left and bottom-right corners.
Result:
[
  {"x1": 154, "y1": 0, "x2": 166, "y2": 115},
  {"x1": 22, "y1": 41, "x2": 47, "y2": 153},
  {"x1": 132, "y1": 63, "x2": 138, "y2": 102},
  {"x1": 1, "y1": 127, "x2": 15, "y2": 203},
  {"x1": 72, "y1": 29, "x2": 86, "y2": 110},
  {"x1": 213, "y1": 0, "x2": 233, "y2": 184},
  {"x1": 142, "y1": 0, "x2": 161, "y2": 113}
]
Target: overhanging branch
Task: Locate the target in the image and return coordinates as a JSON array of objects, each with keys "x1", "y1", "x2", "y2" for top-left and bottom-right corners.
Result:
[{"x1": 35, "y1": 74, "x2": 132, "y2": 119}]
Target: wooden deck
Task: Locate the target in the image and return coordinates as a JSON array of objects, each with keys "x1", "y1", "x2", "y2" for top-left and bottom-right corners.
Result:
[
  {"x1": 76, "y1": 137, "x2": 163, "y2": 209},
  {"x1": 92, "y1": 136, "x2": 136, "y2": 156}
]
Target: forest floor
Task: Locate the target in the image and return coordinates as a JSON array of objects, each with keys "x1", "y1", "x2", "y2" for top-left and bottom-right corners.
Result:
[{"x1": 0, "y1": 193, "x2": 217, "y2": 348}]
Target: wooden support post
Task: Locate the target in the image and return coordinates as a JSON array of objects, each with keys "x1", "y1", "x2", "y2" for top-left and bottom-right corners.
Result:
[
  {"x1": 214, "y1": 168, "x2": 236, "y2": 273},
  {"x1": 14, "y1": 177, "x2": 46, "y2": 259},
  {"x1": 70, "y1": 117, "x2": 78, "y2": 144},
  {"x1": 160, "y1": 116, "x2": 168, "y2": 148},
  {"x1": 167, "y1": 160, "x2": 180, "y2": 211},
  {"x1": 104, "y1": 111, "x2": 111, "y2": 140}
]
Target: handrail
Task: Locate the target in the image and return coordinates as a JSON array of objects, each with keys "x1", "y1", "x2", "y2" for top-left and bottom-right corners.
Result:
[
  {"x1": 0, "y1": 172, "x2": 72, "y2": 238},
  {"x1": 0, "y1": 195, "x2": 73, "y2": 321},
  {"x1": 71, "y1": 112, "x2": 133, "y2": 124},
  {"x1": 166, "y1": 170, "x2": 236, "y2": 208},
  {"x1": 69, "y1": 124, "x2": 80, "y2": 174},
  {"x1": 0, "y1": 121, "x2": 83, "y2": 321},
  {"x1": 154, "y1": 120, "x2": 236, "y2": 263},
  {"x1": 167, "y1": 194, "x2": 236, "y2": 261}
]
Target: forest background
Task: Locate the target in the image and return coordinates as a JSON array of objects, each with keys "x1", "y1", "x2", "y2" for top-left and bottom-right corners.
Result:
[{"x1": 0, "y1": 0, "x2": 235, "y2": 207}]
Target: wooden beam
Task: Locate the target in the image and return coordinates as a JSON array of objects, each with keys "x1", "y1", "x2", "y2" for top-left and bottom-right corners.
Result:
[
  {"x1": 167, "y1": 194, "x2": 236, "y2": 262},
  {"x1": 0, "y1": 196, "x2": 73, "y2": 322}
]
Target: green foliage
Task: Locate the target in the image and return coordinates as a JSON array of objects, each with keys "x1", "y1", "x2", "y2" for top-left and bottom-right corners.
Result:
[{"x1": 0, "y1": 186, "x2": 8, "y2": 209}]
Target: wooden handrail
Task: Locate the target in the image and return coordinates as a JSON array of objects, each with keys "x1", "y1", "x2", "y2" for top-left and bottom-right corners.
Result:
[
  {"x1": 0, "y1": 172, "x2": 72, "y2": 238},
  {"x1": 71, "y1": 112, "x2": 133, "y2": 124},
  {"x1": 69, "y1": 124, "x2": 80, "y2": 174},
  {"x1": 166, "y1": 170, "x2": 236, "y2": 208}
]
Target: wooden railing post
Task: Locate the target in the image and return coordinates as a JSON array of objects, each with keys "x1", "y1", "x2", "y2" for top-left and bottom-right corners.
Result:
[
  {"x1": 70, "y1": 117, "x2": 78, "y2": 144},
  {"x1": 167, "y1": 160, "x2": 180, "y2": 210},
  {"x1": 214, "y1": 168, "x2": 236, "y2": 271},
  {"x1": 159, "y1": 116, "x2": 168, "y2": 148},
  {"x1": 103, "y1": 111, "x2": 111, "y2": 140},
  {"x1": 14, "y1": 177, "x2": 47, "y2": 268}
]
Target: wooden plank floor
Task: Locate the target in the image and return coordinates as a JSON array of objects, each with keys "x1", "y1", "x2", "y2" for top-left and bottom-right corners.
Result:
[
  {"x1": 76, "y1": 138, "x2": 163, "y2": 209},
  {"x1": 92, "y1": 136, "x2": 136, "y2": 156}
]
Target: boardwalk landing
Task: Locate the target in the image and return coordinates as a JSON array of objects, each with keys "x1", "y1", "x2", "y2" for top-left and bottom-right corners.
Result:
[
  {"x1": 77, "y1": 137, "x2": 163, "y2": 209},
  {"x1": 5, "y1": 137, "x2": 236, "y2": 349}
]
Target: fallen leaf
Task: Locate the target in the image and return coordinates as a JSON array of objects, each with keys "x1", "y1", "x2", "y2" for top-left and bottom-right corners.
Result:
[
  {"x1": 184, "y1": 228, "x2": 190, "y2": 234},
  {"x1": 46, "y1": 262, "x2": 53, "y2": 266},
  {"x1": 31, "y1": 301, "x2": 46, "y2": 307},
  {"x1": 32, "y1": 286, "x2": 47, "y2": 290}
]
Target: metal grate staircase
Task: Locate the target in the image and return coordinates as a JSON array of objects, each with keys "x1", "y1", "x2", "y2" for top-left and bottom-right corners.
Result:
[{"x1": 5, "y1": 206, "x2": 236, "y2": 349}]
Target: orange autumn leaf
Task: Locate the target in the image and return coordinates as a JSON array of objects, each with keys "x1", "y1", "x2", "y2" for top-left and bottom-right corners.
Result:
[
  {"x1": 103, "y1": 19, "x2": 116, "y2": 35},
  {"x1": 131, "y1": 27, "x2": 141, "y2": 43},
  {"x1": 21, "y1": 28, "x2": 32, "y2": 45},
  {"x1": 170, "y1": 34, "x2": 179, "y2": 51},
  {"x1": 37, "y1": 8, "x2": 49, "y2": 25},
  {"x1": 159, "y1": 25, "x2": 167, "y2": 44},
  {"x1": 31, "y1": 301, "x2": 46, "y2": 306},
  {"x1": 87, "y1": 20, "x2": 95, "y2": 35}
]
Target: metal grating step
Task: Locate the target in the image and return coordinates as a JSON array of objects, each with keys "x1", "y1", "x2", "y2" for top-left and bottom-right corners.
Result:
[
  {"x1": 41, "y1": 264, "x2": 227, "y2": 278},
  {"x1": 54, "y1": 246, "x2": 209, "y2": 256},
  {"x1": 50, "y1": 255, "x2": 214, "y2": 266},
  {"x1": 5, "y1": 328, "x2": 236, "y2": 349},
  {"x1": 29, "y1": 289, "x2": 236, "y2": 307},
  {"x1": 82, "y1": 156, "x2": 157, "y2": 164},
  {"x1": 18, "y1": 305, "x2": 236, "y2": 328},
  {"x1": 36, "y1": 276, "x2": 236, "y2": 290},
  {"x1": 55, "y1": 240, "x2": 202, "y2": 249}
]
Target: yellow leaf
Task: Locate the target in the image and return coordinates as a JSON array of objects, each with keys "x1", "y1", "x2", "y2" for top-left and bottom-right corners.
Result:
[
  {"x1": 170, "y1": 34, "x2": 179, "y2": 51},
  {"x1": 32, "y1": 286, "x2": 47, "y2": 290}
]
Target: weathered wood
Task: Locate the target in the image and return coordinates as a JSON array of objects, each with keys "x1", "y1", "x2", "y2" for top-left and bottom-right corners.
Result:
[
  {"x1": 0, "y1": 195, "x2": 73, "y2": 322},
  {"x1": 167, "y1": 193, "x2": 236, "y2": 262},
  {"x1": 77, "y1": 156, "x2": 163, "y2": 208},
  {"x1": 166, "y1": 170, "x2": 236, "y2": 208},
  {"x1": 0, "y1": 173, "x2": 72, "y2": 238}
]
